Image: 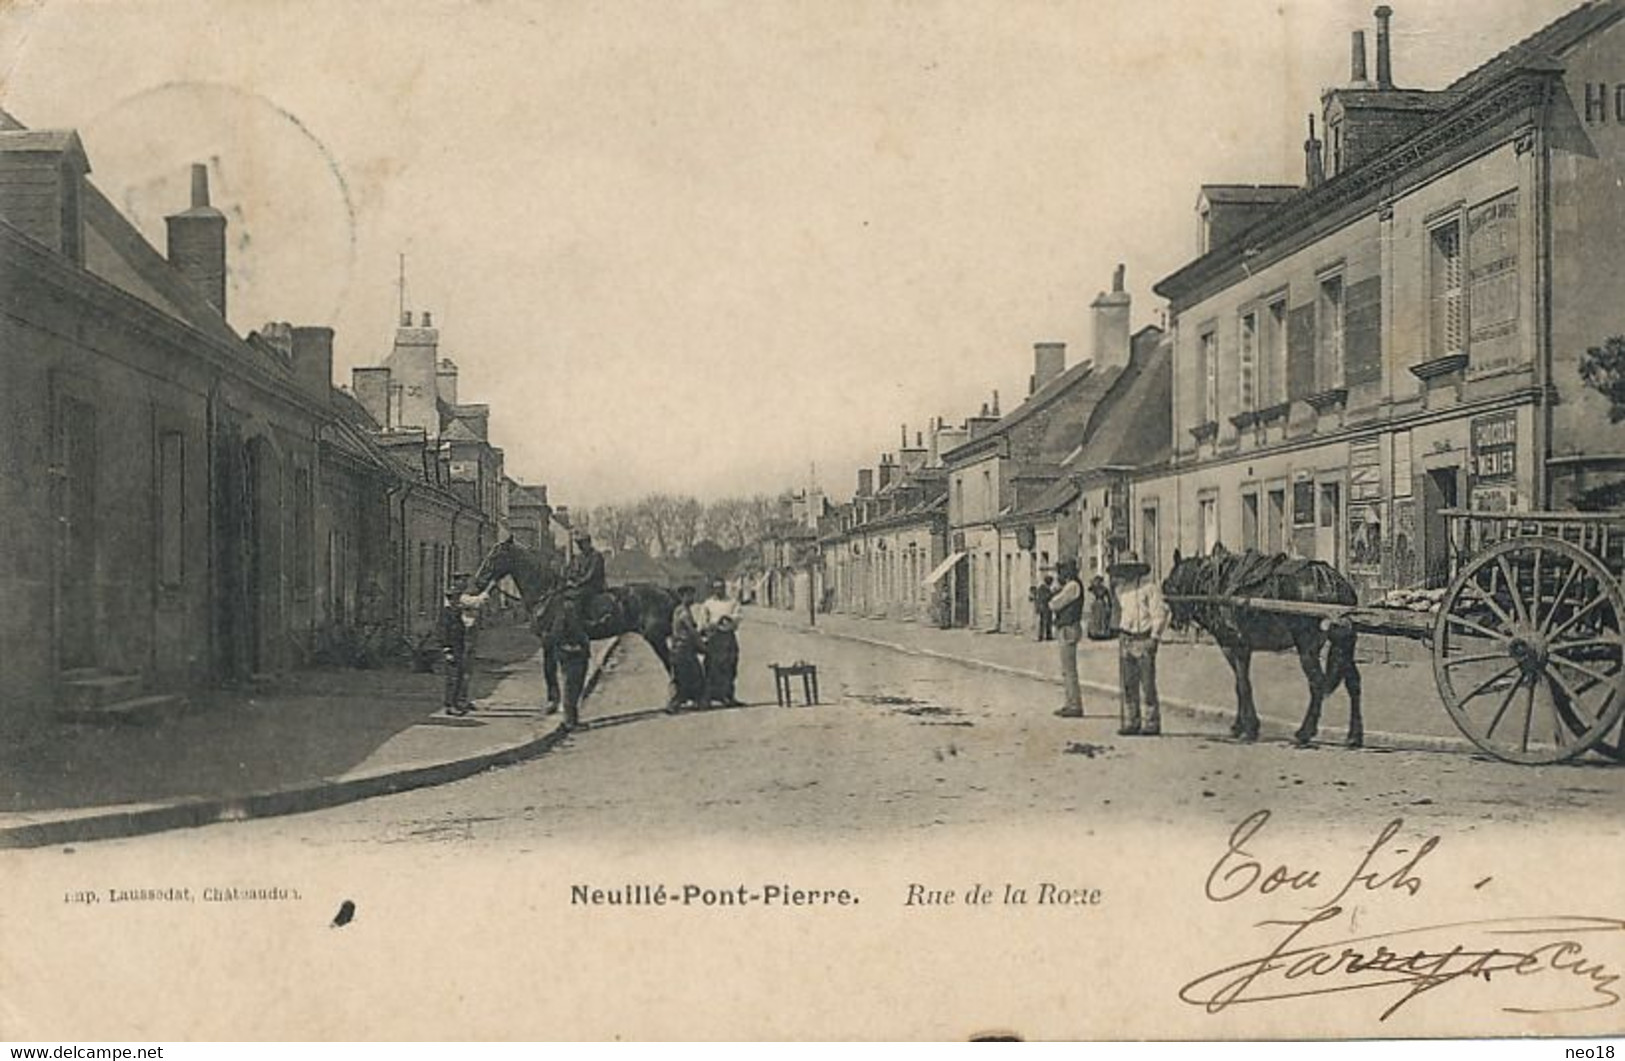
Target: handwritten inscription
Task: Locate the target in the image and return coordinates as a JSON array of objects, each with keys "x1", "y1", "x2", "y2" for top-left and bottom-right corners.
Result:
[
  {"x1": 1205, "y1": 809, "x2": 1438, "y2": 909},
  {"x1": 1185, "y1": 810, "x2": 1623, "y2": 1022}
]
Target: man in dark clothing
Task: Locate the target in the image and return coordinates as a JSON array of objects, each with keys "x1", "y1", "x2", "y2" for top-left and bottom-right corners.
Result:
[
  {"x1": 563, "y1": 529, "x2": 612, "y2": 634},
  {"x1": 1049, "y1": 559, "x2": 1087, "y2": 717},
  {"x1": 549, "y1": 598, "x2": 592, "y2": 728},
  {"x1": 1033, "y1": 576, "x2": 1056, "y2": 641},
  {"x1": 697, "y1": 578, "x2": 743, "y2": 707},
  {"x1": 667, "y1": 585, "x2": 706, "y2": 711}
]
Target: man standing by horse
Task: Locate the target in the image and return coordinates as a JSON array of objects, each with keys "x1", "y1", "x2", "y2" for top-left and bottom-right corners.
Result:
[
  {"x1": 667, "y1": 584, "x2": 707, "y2": 711},
  {"x1": 1049, "y1": 559, "x2": 1087, "y2": 718},
  {"x1": 1109, "y1": 551, "x2": 1169, "y2": 737}
]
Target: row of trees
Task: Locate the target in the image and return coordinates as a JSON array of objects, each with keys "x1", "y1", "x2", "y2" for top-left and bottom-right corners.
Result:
[{"x1": 583, "y1": 492, "x2": 788, "y2": 558}]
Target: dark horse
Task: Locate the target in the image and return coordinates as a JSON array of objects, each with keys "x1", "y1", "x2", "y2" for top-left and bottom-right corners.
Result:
[
  {"x1": 1163, "y1": 545, "x2": 1364, "y2": 746},
  {"x1": 471, "y1": 537, "x2": 677, "y2": 708}
]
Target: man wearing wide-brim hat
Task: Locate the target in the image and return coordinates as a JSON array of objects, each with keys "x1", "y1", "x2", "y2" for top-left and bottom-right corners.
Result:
[{"x1": 1108, "y1": 550, "x2": 1169, "y2": 736}]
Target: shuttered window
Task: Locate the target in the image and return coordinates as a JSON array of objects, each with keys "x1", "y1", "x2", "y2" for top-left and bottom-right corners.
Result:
[
  {"x1": 1238, "y1": 312, "x2": 1257, "y2": 411},
  {"x1": 1430, "y1": 220, "x2": 1464, "y2": 358}
]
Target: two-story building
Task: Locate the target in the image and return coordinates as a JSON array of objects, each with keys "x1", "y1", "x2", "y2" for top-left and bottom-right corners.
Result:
[{"x1": 1138, "y1": 2, "x2": 1625, "y2": 597}]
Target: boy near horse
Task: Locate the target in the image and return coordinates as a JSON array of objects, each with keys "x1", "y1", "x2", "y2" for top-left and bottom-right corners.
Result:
[{"x1": 439, "y1": 573, "x2": 490, "y2": 716}]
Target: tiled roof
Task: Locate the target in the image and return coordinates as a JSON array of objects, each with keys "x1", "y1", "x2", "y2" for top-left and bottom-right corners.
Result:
[{"x1": 1199, "y1": 184, "x2": 1299, "y2": 205}]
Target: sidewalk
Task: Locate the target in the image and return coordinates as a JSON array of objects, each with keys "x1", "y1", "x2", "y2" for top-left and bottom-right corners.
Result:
[
  {"x1": 0, "y1": 624, "x2": 618, "y2": 849},
  {"x1": 748, "y1": 605, "x2": 1472, "y2": 752}
]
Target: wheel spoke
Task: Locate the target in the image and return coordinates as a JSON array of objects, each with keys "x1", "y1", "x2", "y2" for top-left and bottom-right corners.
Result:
[
  {"x1": 1520, "y1": 682, "x2": 1536, "y2": 753},
  {"x1": 1541, "y1": 558, "x2": 1585, "y2": 636},
  {"x1": 1443, "y1": 651, "x2": 1513, "y2": 668},
  {"x1": 1531, "y1": 546, "x2": 1544, "y2": 629},
  {"x1": 1484, "y1": 673, "x2": 1524, "y2": 739},
  {"x1": 1473, "y1": 565, "x2": 1519, "y2": 631},
  {"x1": 1547, "y1": 652, "x2": 1620, "y2": 691},
  {"x1": 1547, "y1": 636, "x2": 1623, "y2": 654},
  {"x1": 1456, "y1": 661, "x2": 1522, "y2": 706},
  {"x1": 1496, "y1": 555, "x2": 1530, "y2": 626},
  {"x1": 1549, "y1": 591, "x2": 1611, "y2": 642},
  {"x1": 1546, "y1": 668, "x2": 1600, "y2": 733},
  {"x1": 1446, "y1": 613, "x2": 1511, "y2": 642}
]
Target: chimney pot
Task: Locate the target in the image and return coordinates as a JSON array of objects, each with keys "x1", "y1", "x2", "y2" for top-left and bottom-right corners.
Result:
[
  {"x1": 421, "y1": 310, "x2": 433, "y2": 328},
  {"x1": 1112, "y1": 263, "x2": 1125, "y2": 293},
  {"x1": 400, "y1": 311, "x2": 412, "y2": 327},
  {"x1": 1374, "y1": 5, "x2": 1394, "y2": 89},
  {"x1": 1351, "y1": 29, "x2": 1369, "y2": 84}
]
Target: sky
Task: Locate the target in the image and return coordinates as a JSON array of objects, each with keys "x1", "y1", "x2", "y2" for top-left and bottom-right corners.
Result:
[{"x1": 0, "y1": 0, "x2": 1586, "y2": 507}]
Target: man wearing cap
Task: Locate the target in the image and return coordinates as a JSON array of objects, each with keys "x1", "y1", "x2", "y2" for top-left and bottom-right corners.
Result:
[
  {"x1": 1048, "y1": 558, "x2": 1087, "y2": 717},
  {"x1": 1109, "y1": 551, "x2": 1169, "y2": 736},
  {"x1": 440, "y1": 573, "x2": 490, "y2": 715},
  {"x1": 563, "y1": 528, "x2": 610, "y2": 632}
]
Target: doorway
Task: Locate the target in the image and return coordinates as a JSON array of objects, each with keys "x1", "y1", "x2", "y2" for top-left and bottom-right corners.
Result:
[
  {"x1": 1316, "y1": 481, "x2": 1342, "y2": 567},
  {"x1": 1423, "y1": 465, "x2": 1461, "y2": 587},
  {"x1": 56, "y1": 396, "x2": 97, "y2": 671},
  {"x1": 1267, "y1": 488, "x2": 1286, "y2": 554},
  {"x1": 1241, "y1": 491, "x2": 1260, "y2": 551}
]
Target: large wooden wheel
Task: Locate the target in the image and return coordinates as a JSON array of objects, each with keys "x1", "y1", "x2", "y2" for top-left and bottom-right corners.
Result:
[{"x1": 1433, "y1": 536, "x2": 1625, "y2": 764}]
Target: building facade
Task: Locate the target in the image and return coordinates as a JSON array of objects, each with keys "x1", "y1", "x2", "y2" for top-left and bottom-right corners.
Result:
[{"x1": 1138, "y1": 3, "x2": 1625, "y2": 598}]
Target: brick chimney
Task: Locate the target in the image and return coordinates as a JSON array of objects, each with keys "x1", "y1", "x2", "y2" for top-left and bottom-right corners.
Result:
[
  {"x1": 1090, "y1": 263, "x2": 1132, "y2": 371},
  {"x1": 351, "y1": 366, "x2": 392, "y2": 427},
  {"x1": 165, "y1": 163, "x2": 227, "y2": 318},
  {"x1": 1350, "y1": 29, "x2": 1371, "y2": 87},
  {"x1": 1031, "y1": 342, "x2": 1066, "y2": 394},
  {"x1": 437, "y1": 358, "x2": 459, "y2": 405},
  {"x1": 1304, "y1": 114, "x2": 1325, "y2": 188},
  {"x1": 856, "y1": 468, "x2": 874, "y2": 497},
  {"x1": 899, "y1": 428, "x2": 927, "y2": 473},
  {"x1": 291, "y1": 326, "x2": 334, "y2": 400},
  {"x1": 877, "y1": 454, "x2": 896, "y2": 492},
  {"x1": 1374, "y1": 6, "x2": 1394, "y2": 90},
  {"x1": 0, "y1": 128, "x2": 89, "y2": 265}
]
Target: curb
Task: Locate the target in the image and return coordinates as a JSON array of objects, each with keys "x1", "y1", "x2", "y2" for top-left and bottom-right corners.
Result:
[
  {"x1": 768, "y1": 614, "x2": 1477, "y2": 756},
  {"x1": 0, "y1": 635, "x2": 628, "y2": 851}
]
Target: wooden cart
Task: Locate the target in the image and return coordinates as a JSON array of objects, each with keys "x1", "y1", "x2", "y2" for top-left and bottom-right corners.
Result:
[{"x1": 1169, "y1": 508, "x2": 1625, "y2": 765}]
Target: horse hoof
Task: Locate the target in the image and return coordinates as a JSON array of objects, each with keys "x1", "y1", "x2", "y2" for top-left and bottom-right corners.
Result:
[
  {"x1": 1346, "y1": 735, "x2": 1364, "y2": 749},
  {"x1": 1293, "y1": 733, "x2": 1314, "y2": 748},
  {"x1": 1237, "y1": 730, "x2": 1260, "y2": 744}
]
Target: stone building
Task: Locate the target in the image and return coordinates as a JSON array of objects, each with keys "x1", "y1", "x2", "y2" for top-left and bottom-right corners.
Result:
[
  {"x1": 1137, "y1": 1, "x2": 1625, "y2": 597},
  {"x1": 0, "y1": 114, "x2": 335, "y2": 723}
]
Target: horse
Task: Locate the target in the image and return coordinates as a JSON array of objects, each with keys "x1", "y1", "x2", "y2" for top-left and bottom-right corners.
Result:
[
  {"x1": 1162, "y1": 545, "x2": 1364, "y2": 747},
  {"x1": 470, "y1": 537, "x2": 677, "y2": 709}
]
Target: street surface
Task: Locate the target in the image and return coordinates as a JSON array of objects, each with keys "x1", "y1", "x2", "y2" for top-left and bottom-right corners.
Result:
[{"x1": 71, "y1": 617, "x2": 1625, "y2": 853}]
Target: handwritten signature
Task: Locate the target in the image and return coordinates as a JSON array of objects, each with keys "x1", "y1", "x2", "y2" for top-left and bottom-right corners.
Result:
[
  {"x1": 1186, "y1": 810, "x2": 1623, "y2": 1021},
  {"x1": 1180, "y1": 907, "x2": 1625, "y2": 1020}
]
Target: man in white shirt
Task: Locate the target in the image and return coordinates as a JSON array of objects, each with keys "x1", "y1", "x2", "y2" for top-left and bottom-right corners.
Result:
[
  {"x1": 1049, "y1": 559, "x2": 1086, "y2": 717},
  {"x1": 697, "y1": 579, "x2": 744, "y2": 707},
  {"x1": 1108, "y1": 551, "x2": 1169, "y2": 736}
]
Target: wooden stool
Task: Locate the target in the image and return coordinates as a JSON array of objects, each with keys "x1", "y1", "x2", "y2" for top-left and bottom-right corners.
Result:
[{"x1": 770, "y1": 661, "x2": 819, "y2": 707}]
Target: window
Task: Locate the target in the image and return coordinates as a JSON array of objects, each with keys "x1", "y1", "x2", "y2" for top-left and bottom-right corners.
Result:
[
  {"x1": 1265, "y1": 297, "x2": 1288, "y2": 404},
  {"x1": 1238, "y1": 312, "x2": 1257, "y2": 410},
  {"x1": 1317, "y1": 273, "x2": 1344, "y2": 390},
  {"x1": 1267, "y1": 489, "x2": 1287, "y2": 554},
  {"x1": 157, "y1": 431, "x2": 184, "y2": 588},
  {"x1": 1429, "y1": 219, "x2": 1464, "y2": 358},
  {"x1": 1198, "y1": 495, "x2": 1219, "y2": 556},
  {"x1": 1199, "y1": 328, "x2": 1219, "y2": 423},
  {"x1": 1241, "y1": 491, "x2": 1259, "y2": 551}
]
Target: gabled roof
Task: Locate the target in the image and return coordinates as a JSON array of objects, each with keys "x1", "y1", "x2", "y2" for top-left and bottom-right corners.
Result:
[
  {"x1": 1006, "y1": 327, "x2": 1171, "y2": 521},
  {"x1": 942, "y1": 357, "x2": 1113, "y2": 466},
  {"x1": 1447, "y1": 0, "x2": 1624, "y2": 96},
  {"x1": 509, "y1": 483, "x2": 550, "y2": 508},
  {"x1": 440, "y1": 419, "x2": 485, "y2": 444}
]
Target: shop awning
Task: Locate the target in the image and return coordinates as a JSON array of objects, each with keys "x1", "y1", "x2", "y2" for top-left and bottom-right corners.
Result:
[{"x1": 921, "y1": 551, "x2": 966, "y2": 586}]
